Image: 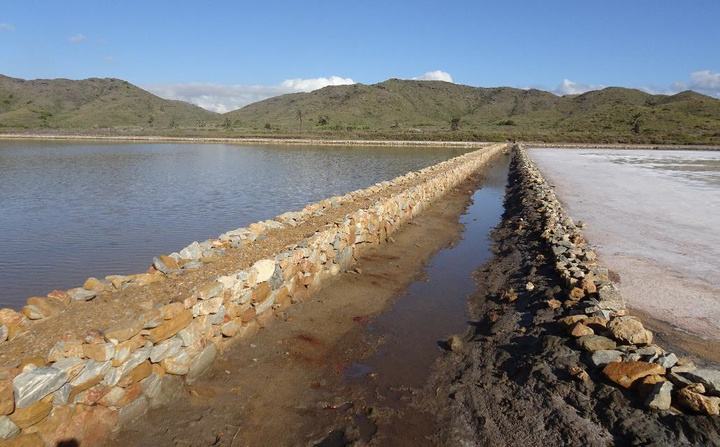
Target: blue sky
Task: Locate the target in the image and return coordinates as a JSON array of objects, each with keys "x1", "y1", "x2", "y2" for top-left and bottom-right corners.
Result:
[{"x1": 1, "y1": 0, "x2": 719, "y2": 112}]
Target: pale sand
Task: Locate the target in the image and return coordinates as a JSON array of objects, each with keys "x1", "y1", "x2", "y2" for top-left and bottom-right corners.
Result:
[{"x1": 530, "y1": 148, "x2": 720, "y2": 342}]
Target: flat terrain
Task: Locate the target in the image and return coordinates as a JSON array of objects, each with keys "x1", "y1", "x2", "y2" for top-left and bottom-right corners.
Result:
[{"x1": 530, "y1": 148, "x2": 720, "y2": 359}]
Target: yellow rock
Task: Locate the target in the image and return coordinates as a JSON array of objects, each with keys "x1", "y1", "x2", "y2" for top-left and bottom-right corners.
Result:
[
  {"x1": 602, "y1": 361, "x2": 665, "y2": 389},
  {"x1": 9, "y1": 395, "x2": 53, "y2": 428},
  {"x1": 27, "y1": 297, "x2": 64, "y2": 318},
  {"x1": 147, "y1": 310, "x2": 193, "y2": 344},
  {"x1": 0, "y1": 378, "x2": 14, "y2": 415}
]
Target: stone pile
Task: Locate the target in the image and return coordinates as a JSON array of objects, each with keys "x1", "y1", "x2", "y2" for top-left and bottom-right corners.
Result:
[
  {"x1": 516, "y1": 145, "x2": 720, "y2": 416},
  {"x1": 0, "y1": 144, "x2": 507, "y2": 445}
]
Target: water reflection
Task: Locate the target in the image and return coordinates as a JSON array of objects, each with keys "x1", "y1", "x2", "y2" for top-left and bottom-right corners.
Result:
[{"x1": 0, "y1": 141, "x2": 468, "y2": 308}]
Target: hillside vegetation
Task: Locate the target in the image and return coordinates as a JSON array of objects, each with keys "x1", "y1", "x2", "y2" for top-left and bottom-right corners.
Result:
[
  {"x1": 0, "y1": 75, "x2": 216, "y2": 130},
  {"x1": 2, "y1": 75, "x2": 719, "y2": 145}
]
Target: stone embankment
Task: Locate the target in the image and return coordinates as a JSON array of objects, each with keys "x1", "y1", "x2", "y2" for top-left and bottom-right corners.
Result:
[
  {"x1": 0, "y1": 143, "x2": 507, "y2": 445},
  {"x1": 517, "y1": 144, "x2": 720, "y2": 415}
]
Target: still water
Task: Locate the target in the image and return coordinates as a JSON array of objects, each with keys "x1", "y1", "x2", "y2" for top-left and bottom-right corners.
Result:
[{"x1": 0, "y1": 141, "x2": 468, "y2": 308}]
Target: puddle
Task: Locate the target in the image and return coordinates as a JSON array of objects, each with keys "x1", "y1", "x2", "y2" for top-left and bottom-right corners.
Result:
[{"x1": 344, "y1": 154, "x2": 510, "y2": 390}]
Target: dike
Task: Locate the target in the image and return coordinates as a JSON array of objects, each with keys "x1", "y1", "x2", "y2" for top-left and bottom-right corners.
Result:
[{"x1": 0, "y1": 143, "x2": 507, "y2": 445}]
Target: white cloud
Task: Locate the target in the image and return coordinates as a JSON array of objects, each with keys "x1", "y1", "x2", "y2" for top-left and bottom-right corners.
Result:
[
  {"x1": 552, "y1": 79, "x2": 605, "y2": 96},
  {"x1": 412, "y1": 70, "x2": 453, "y2": 82},
  {"x1": 689, "y1": 70, "x2": 720, "y2": 93},
  {"x1": 144, "y1": 76, "x2": 356, "y2": 113},
  {"x1": 280, "y1": 76, "x2": 355, "y2": 92},
  {"x1": 0, "y1": 22, "x2": 15, "y2": 31},
  {"x1": 68, "y1": 33, "x2": 86, "y2": 43}
]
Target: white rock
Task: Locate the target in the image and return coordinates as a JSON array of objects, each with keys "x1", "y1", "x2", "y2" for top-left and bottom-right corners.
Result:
[
  {"x1": 0, "y1": 416, "x2": 20, "y2": 440},
  {"x1": 150, "y1": 337, "x2": 183, "y2": 363},
  {"x1": 13, "y1": 366, "x2": 69, "y2": 408},
  {"x1": 252, "y1": 259, "x2": 276, "y2": 283}
]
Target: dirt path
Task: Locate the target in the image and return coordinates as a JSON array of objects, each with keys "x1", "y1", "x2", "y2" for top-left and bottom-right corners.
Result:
[
  {"x1": 107, "y1": 161, "x2": 500, "y2": 446},
  {"x1": 425, "y1": 150, "x2": 720, "y2": 446}
]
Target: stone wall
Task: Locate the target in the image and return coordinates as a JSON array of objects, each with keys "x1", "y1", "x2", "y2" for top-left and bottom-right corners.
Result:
[
  {"x1": 0, "y1": 143, "x2": 507, "y2": 445},
  {"x1": 516, "y1": 145, "x2": 720, "y2": 416}
]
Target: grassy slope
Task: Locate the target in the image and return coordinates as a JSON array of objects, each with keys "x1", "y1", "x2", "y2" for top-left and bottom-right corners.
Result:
[
  {"x1": 1, "y1": 75, "x2": 719, "y2": 145},
  {"x1": 226, "y1": 80, "x2": 720, "y2": 144},
  {"x1": 0, "y1": 75, "x2": 217, "y2": 130}
]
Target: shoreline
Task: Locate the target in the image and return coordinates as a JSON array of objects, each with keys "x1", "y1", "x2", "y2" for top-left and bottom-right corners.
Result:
[{"x1": 1, "y1": 133, "x2": 719, "y2": 150}]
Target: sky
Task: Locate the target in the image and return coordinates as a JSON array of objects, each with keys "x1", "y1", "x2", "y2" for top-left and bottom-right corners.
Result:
[{"x1": 1, "y1": 0, "x2": 719, "y2": 112}]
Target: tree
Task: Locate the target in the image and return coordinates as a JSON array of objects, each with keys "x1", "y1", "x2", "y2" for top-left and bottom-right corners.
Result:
[
  {"x1": 296, "y1": 110, "x2": 303, "y2": 131},
  {"x1": 317, "y1": 115, "x2": 329, "y2": 126},
  {"x1": 450, "y1": 117, "x2": 461, "y2": 131},
  {"x1": 630, "y1": 112, "x2": 642, "y2": 134}
]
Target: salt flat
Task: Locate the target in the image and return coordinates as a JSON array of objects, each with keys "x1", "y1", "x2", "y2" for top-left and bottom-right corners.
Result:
[{"x1": 530, "y1": 148, "x2": 720, "y2": 343}]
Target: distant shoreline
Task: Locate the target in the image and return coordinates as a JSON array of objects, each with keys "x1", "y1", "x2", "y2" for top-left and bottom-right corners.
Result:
[{"x1": 1, "y1": 133, "x2": 719, "y2": 150}]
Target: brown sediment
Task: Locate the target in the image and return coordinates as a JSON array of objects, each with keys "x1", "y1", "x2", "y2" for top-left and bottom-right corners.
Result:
[{"x1": 106, "y1": 157, "x2": 497, "y2": 446}]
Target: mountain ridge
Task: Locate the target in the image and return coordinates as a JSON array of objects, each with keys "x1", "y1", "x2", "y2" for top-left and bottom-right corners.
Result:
[{"x1": 1, "y1": 75, "x2": 719, "y2": 144}]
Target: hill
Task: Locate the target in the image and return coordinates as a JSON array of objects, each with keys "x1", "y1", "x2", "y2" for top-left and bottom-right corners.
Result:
[
  {"x1": 0, "y1": 75, "x2": 216, "y2": 130},
  {"x1": 1, "y1": 75, "x2": 719, "y2": 145},
  {"x1": 226, "y1": 79, "x2": 720, "y2": 144}
]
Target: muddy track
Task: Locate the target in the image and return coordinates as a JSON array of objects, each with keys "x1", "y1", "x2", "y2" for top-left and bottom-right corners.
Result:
[{"x1": 424, "y1": 150, "x2": 720, "y2": 446}]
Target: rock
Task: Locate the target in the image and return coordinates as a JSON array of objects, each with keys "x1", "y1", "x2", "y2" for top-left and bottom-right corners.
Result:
[
  {"x1": 20, "y1": 305, "x2": 44, "y2": 320},
  {"x1": 637, "y1": 374, "x2": 666, "y2": 399},
  {"x1": 547, "y1": 299, "x2": 562, "y2": 309},
  {"x1": 607, "y1": 316, "x2": 653, "y2": 345},
  {"x1": 584, "y1": 316, "x2": 608, "y2": 331},
  {"x1": 0, "y1": 309, "x2": 26, "y2": 330},
  {"x1": 252, "y1": 260, "x2": 275, "y2": 283},
  {"x1": 104, "y1": 319, "x2": 144, "y2": 342},
  {"x1": 569, "y1": 322, "x2": 594, "y2": 337},
  {"x1": 140, "y1": 372, "x2": 163, "y2": 400},
  {"x1": 83, "y1": 343, "x2": 115, "y2": 362},
  {"x1": 0, "y1": 415, "x2": 20, "y2": 439},
  {"x1": 684, "y1": 369, "x2": 720, "y2": 394},
  {"x1": 251, "y1": 282, "x2": 272, "y2": 303},
  {"x1": 568, "y1": 287, "x2": 585, "y2": 300},
  {"x1": 1, "y1": 433, "x2": 44, "y2": 446},
  {"x1": 0, "y1": 326, "x2": 8, "y2": 342},
  {"x1": 147, "y1": 310, "x2": 193, "y2": 344},
  {"x1": 67, "y1": 287, "x2": 96, "y2": 302},
  {"x1": 645, "y1": 381, "x2": 673, "y2": 410},
  {"x1": 655, "y1": 353, "x2": 678, "y2": 369},
  {"x1": 13, "y1": 367, "x2": 68, "y2": 408},
  {"x1": 159, "y1": 302, "x2": 185, "y2": 320},
  {"x1": 46, "y1": 290, "x2": 71, "y2": 306},
  {"x1": 568, "y1": 365, "x2": 589, "y2": 381},
  {"x1": 557, "y1": 315, "x2": 587, "y2": 330},
  {"x1": 150, "y1": 337, "x2": 183, "y2": 363},
  {"x1": 177, "y1": 321, "x2": 203, "y2": 347},
  {"x1": 8, "y1": 396, "x2": 53, "y2": 428},
  {"x1": 446, "y1": 335, "x2": 463, "y2": 351},
  {"x1": 186, "y1": 344, "x2": 217, "y2": 383},
  {"x1": 50, "y1": 358, "x2": 86, "y2": 382},
  {"x1": 576, "y1": 335, "x2": 617, "y2": 353},
  {"x1": 83, "y1": 277, "x2": 113, "y2": 293},
  {"x1": 179, "y1": 241, "x2": 203, "y2": 261},
  {"x1": 52, "y1": 383, "x2": 71, "y2": 405},
  {"x1": 221, "y1": 319, "x2": 242, "y2": 337},
  {"x1": 590, "y1": 350, "x2": 623, "y2": 368},
  {"x1": 668, "y1": 371, "x2": 694, "y2": 387},
  {"x1": 105, "y1": 275, "x2": 131, "y2": 290},
  {"x1": 137, "y1": 309, "x2": 163, "y2": 329},
  {"x1": 27, "y1": 297, "x2": 64, "y2": 318},
  {"x1": 118, "y1": 395, "x2": 149, "y2": 426},
  {"x1": 159, "y1": 254, "x2": 179, "y2": 269},
  {"x1": 103, "y1": 347, "x2": 151, "y2": 387},
  {"x1": 70, "y1": 360, "x2": 112, "y2": 393},
  {"x1": 525, "y1": 282, "x2": 535, "y2": 291},
  {"x1": 192, "y1": 297, "x2": 224, "y2": 316},
  {"x1": 118, "y1": 361, "x2": 153, "y2": 387},
  {"x1": 602, "y1": 361, "x2": 665, "y2": 389},
  {"x1": 677, "y1": 384, "x2": 720, "y2": 415},
  {"x1": 161, "y1": 351, "x2": 191, "y2": 375},
  {"x1": 195, "y1": 282, "x2": 223, "y2": 300},
  {"x1": 0, "y1": 380, "x2": 14, "y2": 415}
]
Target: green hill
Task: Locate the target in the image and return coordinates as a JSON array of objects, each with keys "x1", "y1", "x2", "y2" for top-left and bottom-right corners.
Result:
[
  {"x1": 0, "y1": 75, "x2": 216, "y2": 130},
  {"x1": 226, "y1": 79, "x2": 720, "y2": 144},
  {"x1": 1, "y1": 75, "x2": 719, "y2": 144}
]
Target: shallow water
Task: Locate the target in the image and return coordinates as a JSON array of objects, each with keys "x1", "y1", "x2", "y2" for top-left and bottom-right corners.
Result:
[
  {"x1": 0, "y1": 141, "x2": 468, "y2": 308},
  {"x1": 344, "y1": 154, "x2": 510, "y2": 390},
  {"x1": 529, "y1": 148, "x2": 720, "y2": 343}
]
